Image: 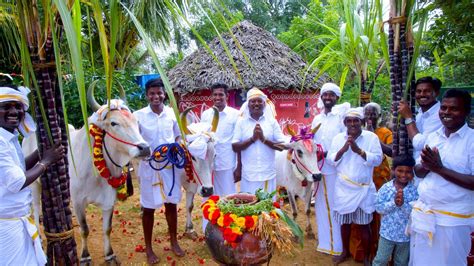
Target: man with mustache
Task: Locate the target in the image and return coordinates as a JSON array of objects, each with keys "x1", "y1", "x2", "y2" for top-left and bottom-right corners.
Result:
[
  {"x1": 328, "y1": 107, "x2": 383, "y2": 266},
  {"x1": 409, "y1": 89, "x2": 473, "y2": 265},
  {"x1": 398, "y1": 76, "x2": 443, "y2": 162},
  {"x1": 232, "y1": 88, "x2": 285, "y2": 194},
  {"x1": 0, "y1": 84, "x2": 65, "y2": 265},
  {"x1": 311, "y1": 83, "x2": 350, "y2": 257}
]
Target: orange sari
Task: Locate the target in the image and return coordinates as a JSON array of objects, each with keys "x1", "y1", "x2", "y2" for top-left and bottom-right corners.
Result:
[{"x1": 350, "y1": 127, "x2": 392, "y2": 261}]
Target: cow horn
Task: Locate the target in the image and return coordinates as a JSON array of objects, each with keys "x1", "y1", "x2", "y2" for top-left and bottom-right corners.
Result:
[
  {"x1": 210, "y1": 106, "x2": 219, "y2": 132},
  {"x1": 311, "y1": 123, "x2": 321, "y2": 134},
  {"x1": 115, "y1": 80, "x2": 127, "y2": 103},
  {"x1": 286, "y1": 124, "x2": 297, "y2": 137},
  {"x1": 180, "y1": 107, "x2": 193, "y2": 135},
  {"x1": 87, "y1": 79, "x2": 101, "y2": 112}
]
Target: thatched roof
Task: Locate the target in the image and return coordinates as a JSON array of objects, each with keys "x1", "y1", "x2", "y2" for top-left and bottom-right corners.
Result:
[{"x1": 168, "y1": 20, "x2": 329, "y2": 94}]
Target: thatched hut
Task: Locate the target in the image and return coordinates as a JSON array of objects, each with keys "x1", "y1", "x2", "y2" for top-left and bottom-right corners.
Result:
[{"x1": 168, "y1": 20, "x2": 329, "y2": 126}]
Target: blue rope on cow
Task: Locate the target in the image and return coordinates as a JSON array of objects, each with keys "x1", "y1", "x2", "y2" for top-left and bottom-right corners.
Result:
[{"x1": 148, "y1": 143, "x2": 187, "y2": 196}]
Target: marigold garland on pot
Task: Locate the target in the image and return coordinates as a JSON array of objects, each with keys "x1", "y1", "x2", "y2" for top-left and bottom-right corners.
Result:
[
  {"x1": 89, "y1": 124, "x2": 128, "y2": 201},
  {"x1": 202, "y1": 194, "x2": 279, "y2": 248}
]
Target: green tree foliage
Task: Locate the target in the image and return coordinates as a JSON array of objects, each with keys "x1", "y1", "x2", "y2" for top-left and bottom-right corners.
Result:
[
  {"x1": 190, "y1": 0, "x2": 310, "y2": 44},
  {"x1": 278, "y1": 0, "x2": 339, "y2": 62},
  {"x1": 418, "y1": 0, "x2": 474, "y2": 86}
]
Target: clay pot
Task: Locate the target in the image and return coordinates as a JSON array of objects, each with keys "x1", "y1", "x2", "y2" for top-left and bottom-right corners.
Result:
[
  {"x1": 205, "y1": 223, "x2": 271, "y2": 265},
  {"x1": 204, "y1": 193, "x2": 272, "y2": 265}
]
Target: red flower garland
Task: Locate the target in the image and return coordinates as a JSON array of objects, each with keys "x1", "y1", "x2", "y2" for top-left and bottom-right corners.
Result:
[{"x1": 89, "y1": 124, "x2": 128, "y2": 200}]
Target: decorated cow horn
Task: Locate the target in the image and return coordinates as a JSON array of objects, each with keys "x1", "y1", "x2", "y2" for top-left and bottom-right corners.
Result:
[
  {"x1": 87, "y1": 79, "x2": 101, "y2": 112},
  {"x1": 311, "y1": 123, "x2": 321, "y2": 134},
  {"x1": 180, "y1": 106, "x2": 193, "y2": 135},
  {"x1": 211, "y1": 106, "x2": 219, "y2": 132},
  {"x1": 286, "y1": 124, "x2": 297, "y2": 137}
]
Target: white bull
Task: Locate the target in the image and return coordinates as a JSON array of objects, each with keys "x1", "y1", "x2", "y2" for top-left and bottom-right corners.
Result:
[
  {"x1": 276, "y1": 124, "x2": 322, "y2": 239},
  {"x1": 179, "y1": 107, "x2": 218, "y2": 239},
  {"x1": 23, "y1": 98, "x2": 150, "y2": 265}
]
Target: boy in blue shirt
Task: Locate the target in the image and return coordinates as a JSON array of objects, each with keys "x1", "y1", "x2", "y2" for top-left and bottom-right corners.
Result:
[{"x1": 373, "y1": 156, "x2": 418, "y2": 266}]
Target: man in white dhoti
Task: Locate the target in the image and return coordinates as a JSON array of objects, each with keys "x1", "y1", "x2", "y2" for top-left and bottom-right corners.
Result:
[
  {"x1": 311, "y1": 83, "x2": 350, "y2": 256},
  {"x1": 328, "y1": 107, "x2": 383, "y2": 265},
  {"x1": 134, "y1": 78, "x2": 184, "y2": 264},
  {"x1": 201, "y1": 83, "x2": 239, "y2": 196},
  {"x1": 409, "y1": 89, "x2": 474, "y2": 266},
  {"x1": 232, "y1": 88, "x2": 286, "y2": 194},
  {"x1": 0, "y1": 84, "x2": 65, "y2": 265}
]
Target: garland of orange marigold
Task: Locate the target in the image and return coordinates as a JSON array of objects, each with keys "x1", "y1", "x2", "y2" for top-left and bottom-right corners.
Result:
[
  {"x1": 89, "y1": 124, "x2": 128, "y2": 201},
  {"x1": 202, "y1": 195, "x2": 280, "y2": 248}
]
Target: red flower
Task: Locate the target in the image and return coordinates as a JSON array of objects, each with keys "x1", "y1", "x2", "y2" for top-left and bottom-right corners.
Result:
[
  {"x1": 202, "y1": 205, "x2": 211, "y2": 219},
  {"x1": 209, "y1": 195, "x2": 220, "y2": 202},
  {"x1": 244, "y1": 216, "x2": 255, "y2": 229},
  {"x1": 223, "y1": 213, "x2": 233, "y2": 227},
  {"x1": 273, "y1": 201, "x2": 281, "y2": 209},
  {"x1": 134, "y1": 245, "x2": 145, "y2": 252},
  {"x1": 223, "y1": 228, "x2": 238, "y2": 243},
  {"x1": 210, "y1": 209, "x2": 220, "y2": 224}
]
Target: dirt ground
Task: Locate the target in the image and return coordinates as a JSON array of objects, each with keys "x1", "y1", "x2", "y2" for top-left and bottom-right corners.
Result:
[{"x1": 41, "y1": 178, "x2": 360, "y2": 266}]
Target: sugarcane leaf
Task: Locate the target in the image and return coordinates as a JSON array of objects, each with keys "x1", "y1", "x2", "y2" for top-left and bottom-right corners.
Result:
[
  {"x1": 90, "y1": 0, "x2": 112, "y2": 106},
  {"x1": 122, "y1": 3, "x2": 185, "y2": 138},
  {"x1": 196, "y1": 2, "x2": 244, "y2": 88},
  {"x1": 274, "y1": 208, "x2": 304, "y2": 248},
  {"x1": 54, "y1": 0, "x2": 91, "y2": 159}
]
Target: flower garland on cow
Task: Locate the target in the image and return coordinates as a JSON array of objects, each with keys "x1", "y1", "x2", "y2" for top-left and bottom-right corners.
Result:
[
  {"x1": 286, "y1": 124, "x2": 324, "y2": 186},
  {"x1": 202, "y1": 189, "x2": 303, "y2": 253},
  {"x1": 90, "y1": 124, "x2": 128, "y2": 201}
]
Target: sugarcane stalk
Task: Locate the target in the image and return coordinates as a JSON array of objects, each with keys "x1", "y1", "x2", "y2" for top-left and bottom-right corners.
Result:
[{"x1": 27, "y1": 7, "x2": 78, "y2": 265}]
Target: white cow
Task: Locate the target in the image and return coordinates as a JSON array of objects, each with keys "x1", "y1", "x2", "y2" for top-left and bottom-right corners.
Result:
[
  {"x1": 23, "y1": 95, "x2": 150, "y2": 264},
  {"x1": 276, "y1": 124, "x2": 322, "y2": 239},
  {"x1": 179, "y1": 107, "x2": 218, "y2": 239}
]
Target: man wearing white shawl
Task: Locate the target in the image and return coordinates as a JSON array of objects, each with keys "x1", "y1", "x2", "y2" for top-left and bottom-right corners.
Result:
[
  {"x1": 0, "y1": 84, "x2": 65, "y2": 265},
  {"x1": 409, "y1": 89, "x2": 474, "y2": 266},
  {"x1": 232, "y1": 88, "x2": 285, "y2": 194},
  {"x1": 311, "y1": 83, "x2": 350, "y2": 256},
  {"x1": 328, "y1": 107, "x2": 383, "y2": 265}
]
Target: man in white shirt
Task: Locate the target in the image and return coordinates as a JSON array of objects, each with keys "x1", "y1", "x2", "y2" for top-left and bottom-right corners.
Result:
[
  {"x1": 409, "y1": 89, "x2": 473, "y2": 265},
  {"x1": 311, "y1": 83, "x2": 350, "y2": 256},
  {"x1": 201, "y1": 83, "x2": 239, "y2": 196},
  {"x1": 398, "y1": 76, "x2": 443, "y2": 160},
  {"x1": 0, "y1": 84, "x2": 64, "y2": 265},
  {"x1": 232, "y1": 88, "x2": 286, "y2": 194},
  {"x1": 328, "y1": 107, "x2": 383, "y2": 265},
  {"x1": 133, "y1": 78, "x2": 184, "y2": 263}
]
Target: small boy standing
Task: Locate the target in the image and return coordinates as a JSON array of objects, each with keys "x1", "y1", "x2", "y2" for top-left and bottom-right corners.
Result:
[{"x1": 373, "y1": 156, "x2": 418, "y2": 266}]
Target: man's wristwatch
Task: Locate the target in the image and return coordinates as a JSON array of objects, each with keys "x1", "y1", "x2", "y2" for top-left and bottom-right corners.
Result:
[{"x1": 404, "y1": 117, "x2": 415, "y2": 125}]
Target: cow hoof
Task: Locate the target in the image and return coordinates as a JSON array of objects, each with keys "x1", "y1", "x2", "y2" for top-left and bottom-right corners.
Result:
[
  {"x1": 80, "y1": 256, "x2": 92, "y2": 266},
  {"x1": 105, "y1": 254, "x2": 121, "y2": 265},
  {"x1": 184, "y1": 231, "x2": 198, "y2": 240}
]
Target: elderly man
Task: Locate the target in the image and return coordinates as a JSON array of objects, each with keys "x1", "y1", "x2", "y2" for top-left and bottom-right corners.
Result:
[
  {"x1": 0, "y1": 84, "x2": 64, "y2": 265},
  {"x1": 409, "y1": 89, "x2": 473, "y2": 265},
  {"x1": 311, "y1": 83, "x2": 350, "y2": 256},
  {"x1": 201, "y1": 83, "x2": 239, "y2": 196},
  {"x1": 232, "y1": 88, "x2": 285, "y2": 194},
  {"x1": 328, "y1": 107, "x2": 383, "y2": 265},
  {"x1": 398, "y1": 76, "x2": 443, "y2": 161}
]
